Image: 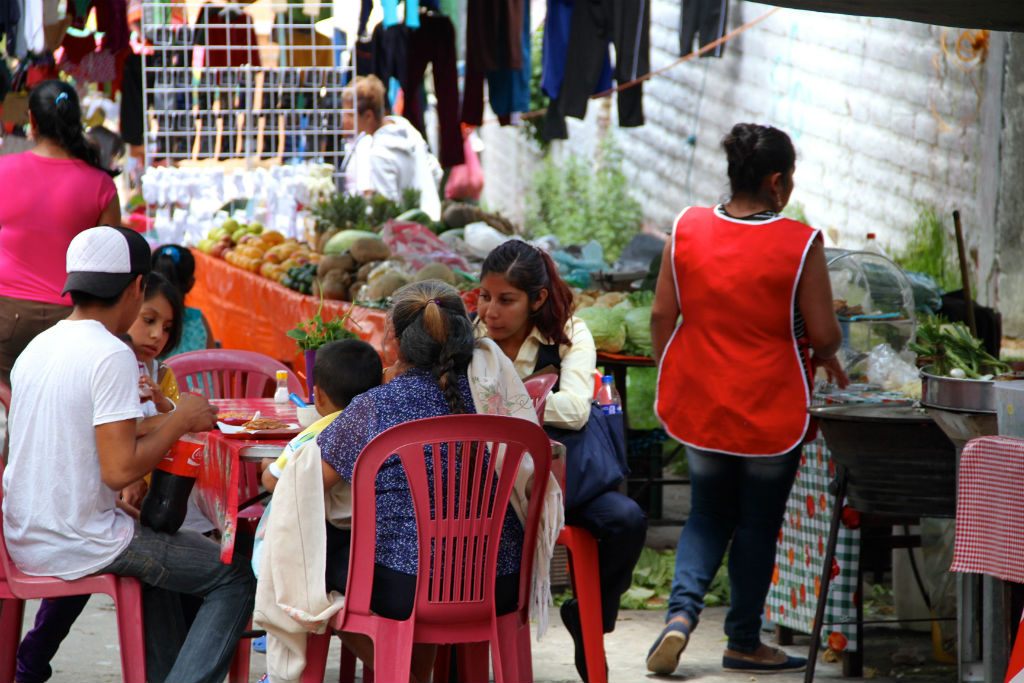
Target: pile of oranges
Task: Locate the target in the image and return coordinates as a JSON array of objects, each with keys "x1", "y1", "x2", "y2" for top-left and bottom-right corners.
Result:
[{"x1": 221, "y1": 230, "x2": 321, "y2": 283}]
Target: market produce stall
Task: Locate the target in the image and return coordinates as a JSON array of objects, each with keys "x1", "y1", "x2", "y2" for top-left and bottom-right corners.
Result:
[
  {"x1": 188, "y1": 248, "x2": 392, "y2": 368},
  {"x1": 768, "y1": 250, "x2": 922, "y2": 670}
]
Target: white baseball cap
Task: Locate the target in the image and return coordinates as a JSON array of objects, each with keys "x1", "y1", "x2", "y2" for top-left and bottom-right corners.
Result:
[{"x1": 63, "y1": 225, "x2": 152, "y2": 298}]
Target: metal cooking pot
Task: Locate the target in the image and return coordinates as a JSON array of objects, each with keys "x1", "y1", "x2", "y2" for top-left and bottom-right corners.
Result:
[
  {"x1": 809, "y1": 404, "x2": 956, "y2": 518},
  {"x1": 920, "y1": 367, "x2": 995, "y2": 413}
]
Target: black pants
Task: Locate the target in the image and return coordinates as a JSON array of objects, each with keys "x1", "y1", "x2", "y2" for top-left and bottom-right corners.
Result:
[
  {"x1": 324, "y1": 523, "x2": 519, "y2": 620},
  {"x1": 554, "y1": 0, "x2": 649, "y2": 132},
  {"x1": 566, "y1": 490, "x2": 647, "y2": 632},
  {"x1": 403, "y1": 13, "x2": 463, "y2": 167}
]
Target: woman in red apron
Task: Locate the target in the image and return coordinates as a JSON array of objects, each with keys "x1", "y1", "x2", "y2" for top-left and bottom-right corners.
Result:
[{"x1": 646, "y1": 123, "x2": 848, "y2": 675}]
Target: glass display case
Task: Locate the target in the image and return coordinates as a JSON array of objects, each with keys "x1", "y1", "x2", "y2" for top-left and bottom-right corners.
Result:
[{"x1": 825, "y1": 248, "x2": 917, "y2": 381}]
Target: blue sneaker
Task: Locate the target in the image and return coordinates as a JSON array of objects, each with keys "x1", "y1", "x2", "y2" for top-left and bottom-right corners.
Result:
[
  {"x1": 253, "y1": 635, "x2": 267, "y2": 653},
  {"x1": 722, "y1": 646, "x2": 807, "y2": 673},
  {"x1": 646, "y1": 615, "x2": 692, "y2": 674}
]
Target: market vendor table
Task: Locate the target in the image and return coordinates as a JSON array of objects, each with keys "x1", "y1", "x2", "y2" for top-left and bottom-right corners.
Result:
[
  {"x1": 951, "y1": 435, "x2": 1020, "y2": 683},
  {"x1": 188, "y1": 249, "x2": 394, "y2": 369},
  {"x1": 195, "y1": 398, "x2": 296, "y2": 563},
  {"x1": 767, "y1": 436, "x2": 862, "y2": 658}
]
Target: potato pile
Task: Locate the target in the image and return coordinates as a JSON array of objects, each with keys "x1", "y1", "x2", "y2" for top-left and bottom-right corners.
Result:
[{"x1": 315, "y1": 236, "x2": 459, "y2": 302}]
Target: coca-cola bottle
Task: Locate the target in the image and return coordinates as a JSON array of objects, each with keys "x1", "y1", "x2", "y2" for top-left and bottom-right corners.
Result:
[{"x1": 140, "y1": 436, "x2": 204, "y2": 533}]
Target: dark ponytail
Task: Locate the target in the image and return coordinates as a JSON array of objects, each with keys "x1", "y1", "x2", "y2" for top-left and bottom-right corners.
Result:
[
  {"x1": 152, "y1": 244, "x2": 197, "y2": 295},
  {"x1": 721, "y1": 123, "x2": 795, "y2": 200},
  {"x1": 390, "y1": 280, "x2": 474, "y2": 415},
  {"x1": 480, "y1": 240, "x2": 574, "y2": 347},
  {"x1": 28, "y1": 80, "x2": 109, "y2": 175}
]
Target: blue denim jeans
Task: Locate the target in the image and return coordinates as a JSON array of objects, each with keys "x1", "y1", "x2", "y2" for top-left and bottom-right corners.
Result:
[
  {"x1": 100, "y1": 522, "x2": 255, "y2": 683},
  {"x1": 667, "y1": 446, "x2": 800, "y2": 652}
]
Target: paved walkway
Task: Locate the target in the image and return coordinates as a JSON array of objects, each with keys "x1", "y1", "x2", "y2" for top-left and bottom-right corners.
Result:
[{"x1": 20, "y1": 596, "x2": 955, "y2": 682}]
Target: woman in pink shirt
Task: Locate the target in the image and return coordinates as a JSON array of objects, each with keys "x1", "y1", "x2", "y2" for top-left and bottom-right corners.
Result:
[{"x1": 0, "y1": 79, "x2": 121, "y2": 386}]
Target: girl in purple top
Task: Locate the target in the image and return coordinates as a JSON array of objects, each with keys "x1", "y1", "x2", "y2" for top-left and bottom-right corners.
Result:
[{"x1": 317, "y1": 280, "x2": 523, "y2": 682}]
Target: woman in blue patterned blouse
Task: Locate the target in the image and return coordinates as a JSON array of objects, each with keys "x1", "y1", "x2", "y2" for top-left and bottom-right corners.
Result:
[{"x1": 317, "y1": 280, "x2": 524, "y2": 681}]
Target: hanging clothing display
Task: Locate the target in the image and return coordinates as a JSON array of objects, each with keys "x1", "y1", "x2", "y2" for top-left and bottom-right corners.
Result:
[
  {"x1": 381, "y1": 0, "x2": 419, "y2": 28},
  {"x1": 365, "y1": 22, "x2": 408, "y2": 97},
  {"x1": 460, "y1": 0, "x2": 527, "y2": 126},
  {"x1": 194, "y1": 6, "x2": 261, "y2": 69},
  {"x1": 547, "y1": 0, "x2": 649, "y2": 139},
  {"x1": 66, "y1": 0, "x2": 128, "y2": 54},
  {"x1": 540, "y1": 0, "x2": 612, "y2": 139},
  {"x1": 680, "y1": 0, "x2": 728, "y2": 57},
  {"x1": 1, "y1": 0, "x2": 21, "y2": 58},
  {"x1": 485, "y1": 0, "x2": 529, "y2": 119},
  {"x1": 402, "y1": 10, "x2": 462, "y2": 167},
  {"x1": 15, "y1": 0, "x2": 44, "y2": 58},
  {"x1": 465, "y1": 0, "x2": 523, "y2": 74}
]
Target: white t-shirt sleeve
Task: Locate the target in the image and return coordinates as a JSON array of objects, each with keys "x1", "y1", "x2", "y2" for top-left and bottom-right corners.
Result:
[{"x1": 92, "y1": 349, "x2": 144, "y2": 426}]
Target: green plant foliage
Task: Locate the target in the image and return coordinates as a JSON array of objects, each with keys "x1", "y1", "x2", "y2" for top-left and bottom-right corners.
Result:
[
  {"x1": 286, "y1": 300, "x2": 359, "y2": 350},
  {"x1": 891, "y1": 206, "x2": 961, "y2": 292},
  {"x1": 616, "y1": 547, "x2": 730, "y2": 609},
  {"x1": 311, "y1": 190, "x2": 421, "y2": 234},
  {"x1": 782, "y1": 201, "x2": 808, "y2": 225},
  {"x1": 311, "y1": 193, "x2": 368, "y2": 234},
  {"x1": 527, "y1": 138, "x2": 642, "y2": 261},
  {"x1": 908, "y1": 316, "x2": 1009, "y2": 377}
]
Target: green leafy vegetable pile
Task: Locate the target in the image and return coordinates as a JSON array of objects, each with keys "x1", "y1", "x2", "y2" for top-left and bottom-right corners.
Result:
[{"x1": 908, "y1": 317, "x2": 1010, "y2": 378}]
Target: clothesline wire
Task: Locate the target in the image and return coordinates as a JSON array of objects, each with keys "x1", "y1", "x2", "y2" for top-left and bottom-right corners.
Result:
[{"x1": 517, "y1": 7, "x2": 781, "y2": 121}]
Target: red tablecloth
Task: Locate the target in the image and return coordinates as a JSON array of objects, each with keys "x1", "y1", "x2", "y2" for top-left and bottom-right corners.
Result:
[
  {"x1": 196, "y1": 398, "x2": 297, "y2": 563},
  {"x1": 188, "y1": 249, "x2": 394, "y2": 368},
  {"x1": 952, "y1": 435, "x2": 1024, "y2": 583}
]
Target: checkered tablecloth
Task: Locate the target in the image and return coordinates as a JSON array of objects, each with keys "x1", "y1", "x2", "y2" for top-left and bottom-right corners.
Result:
[
  {"x1": 952, "y1": 435, "x2": 1024, "y2": 583},
  {"x1": 766, "y1": 437, "x2": 861, "y2": 652},
  {"x1": 197, "y1": 399, "x2": 297, "y2": 563}
]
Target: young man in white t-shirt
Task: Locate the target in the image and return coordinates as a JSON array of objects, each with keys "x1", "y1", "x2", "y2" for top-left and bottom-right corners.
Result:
[{"x1": 3, "y1": 226, "x2": 255, "y2": 683}]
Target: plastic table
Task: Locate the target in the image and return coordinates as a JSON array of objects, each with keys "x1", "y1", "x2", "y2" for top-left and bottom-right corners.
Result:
[{"x1": 195, "y1": 398, "x2": 297, "y2": 563}]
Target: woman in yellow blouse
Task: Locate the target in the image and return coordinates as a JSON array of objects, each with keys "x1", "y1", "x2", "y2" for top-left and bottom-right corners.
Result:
[{"x1": 475, "y1": 240, "x2": 646, "y2": 682}]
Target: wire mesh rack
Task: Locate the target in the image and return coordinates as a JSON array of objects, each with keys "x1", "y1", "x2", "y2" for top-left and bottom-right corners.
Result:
[{"x1": 140, "y1": 1, "x2": 355, "y2": 174}]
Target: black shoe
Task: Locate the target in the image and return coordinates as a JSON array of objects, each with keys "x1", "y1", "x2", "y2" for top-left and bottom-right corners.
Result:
[{"x1": 560, "y1": 599, "x2": 589, "y2": 681}]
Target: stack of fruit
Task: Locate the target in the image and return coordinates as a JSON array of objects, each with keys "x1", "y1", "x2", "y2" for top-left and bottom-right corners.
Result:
[{"x1": 195, "y1": 218, "x2": 321, "y2": 285}]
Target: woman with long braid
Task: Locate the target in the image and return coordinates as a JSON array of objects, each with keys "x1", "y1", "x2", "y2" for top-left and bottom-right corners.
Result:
[
  {"x1": 315, "y1": 280, "x2": 526, "y2": 682},
  {"x1": 0, "y1": 79, "x2": 121, "y2": 386}
]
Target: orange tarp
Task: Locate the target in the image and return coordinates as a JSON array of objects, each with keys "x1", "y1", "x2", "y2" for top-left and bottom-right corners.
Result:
[{"x1": 188, "y1": 249, "x2": 394, "y2": 368}]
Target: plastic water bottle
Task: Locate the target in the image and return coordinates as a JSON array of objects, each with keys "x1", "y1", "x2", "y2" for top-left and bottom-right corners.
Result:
[
  {"x1": 140, "y1": 437, "x2": 204, "y2": 533},
  {"x1": 273, "y1": 370, "x2": 289, "y2": 404},
  {"x1": 862, "y1": 233, "x2": 888, "y2": 258},
  {"x1": 596, "y1": 375, "x2": 622, "y2": 416}
]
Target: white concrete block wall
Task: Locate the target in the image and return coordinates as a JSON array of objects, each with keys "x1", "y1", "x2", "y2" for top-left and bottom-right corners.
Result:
[{"x1": 480, "y1": 0, "x2": 1001, "y2": 304}]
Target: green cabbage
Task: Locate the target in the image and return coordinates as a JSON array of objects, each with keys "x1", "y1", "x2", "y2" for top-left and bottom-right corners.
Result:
[
  {"x1": 577, "y1": 306, "x2": 626, "y2": 353},
  {"x1": 626, "y1": 366, "x2": 660, "y2": 430},
  {"x1": 623, "y1": 306, "x2": 653, "y2": 357}
]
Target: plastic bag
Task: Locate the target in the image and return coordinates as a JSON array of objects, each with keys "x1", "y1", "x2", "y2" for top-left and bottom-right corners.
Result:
[
  {"x1": 444, "y1": 130, "x2": 484, "y2": 200},
  {"x1": 866, "y1": 343, "x2": 921, "y2": 396},
  {"x1": 379, "y1": 220, "x2": 470, "y2": 272},
  {"x1": 463, "y1": 222, "x2": 511, "y2": 259}
]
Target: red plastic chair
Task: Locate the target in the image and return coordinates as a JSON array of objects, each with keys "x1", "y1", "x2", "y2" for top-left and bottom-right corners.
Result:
[
  {"x1": 0, "y1": 459, "x2": 146, "y2": 683},
  {"x1": 301, "y1": 414, "x2": 552, "y2": 682},
  {"x1": 165, "y1": 349, "x2": 303, "y2": 399},
  {"x1": 524, "y1": 372, "x2": 609, "y2": 683},
  {"x1": 523, "y1": 374, "x2": 559, "y2": 419}
]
